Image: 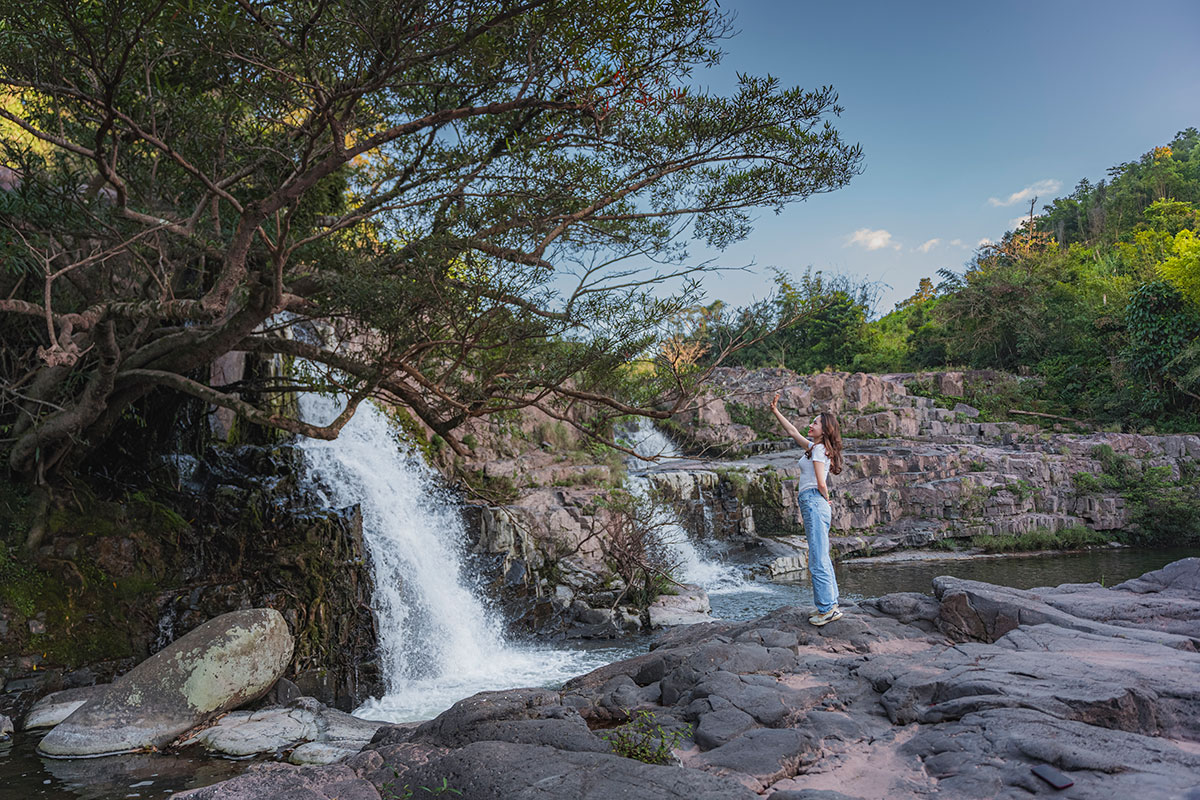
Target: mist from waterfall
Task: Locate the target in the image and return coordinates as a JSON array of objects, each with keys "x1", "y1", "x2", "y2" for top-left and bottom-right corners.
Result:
[
  {"x1": 296, "y1": 394, "x2": 615, "y2": 722},
  {"x1": 620, "y1": 418, "x2": 753, "y2": 594}
]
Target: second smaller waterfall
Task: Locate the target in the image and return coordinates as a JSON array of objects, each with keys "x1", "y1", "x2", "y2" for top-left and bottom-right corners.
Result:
[{"x1": 620, "y1": 418, "x2": 750, "y2": 594}]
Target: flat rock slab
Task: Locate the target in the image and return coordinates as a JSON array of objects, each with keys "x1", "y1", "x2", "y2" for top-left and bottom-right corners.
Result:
[
  {"x1": 1036, "y1": 557, "x2": 1200, "y2": 639},
  {"x1": 877, "y1": 622, "x2": 1200, "y2": 740},
  {"x1": 395, "y1": 740, "x2": 760, "y2": 800},
  {"x1": 189, "y1": 708, "x2": 319, "y2": 756},
  {"x1": 22, "y1": 685, "x2": 106, "y2": 730},
  {"x1": 903, "y1": 707, "x2": 1200, "y2": 799},
  {"x1": 172, "y1": 763, "x2": 380, "y2": 800},
  {"x1": 184, "y1": 698, "x2": 385, "y2": 758},
  {"x1": 39, "y1": 608, "x2": 293, "y2": 757},
  {"x1": 690, "y1": 727, "x2": 820, "y2": 791},
  {"x1": 290, "y1": 741, "x2": 364, "y2": 765},
  {"x1": 933, "y1": 575, "x2": 1200, "y2": 650}
]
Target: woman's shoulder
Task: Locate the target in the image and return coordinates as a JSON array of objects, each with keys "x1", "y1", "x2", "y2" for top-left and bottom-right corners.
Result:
[{"x1": 811, "y1": 442, "x2": 829, "y2": 461}]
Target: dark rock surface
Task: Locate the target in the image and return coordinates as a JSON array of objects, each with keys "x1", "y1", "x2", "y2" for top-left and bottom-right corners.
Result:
[{"x1": 178, "y1": 559, "x2": 1200, "y2": 799}]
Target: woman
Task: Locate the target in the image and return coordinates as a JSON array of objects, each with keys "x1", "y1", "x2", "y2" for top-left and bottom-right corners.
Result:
[{"x1": 770, "y1": 392, "x2": 844, "y2": 626}]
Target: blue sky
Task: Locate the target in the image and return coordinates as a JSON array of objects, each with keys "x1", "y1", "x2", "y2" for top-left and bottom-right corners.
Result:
[{"x1": 688, "y1": 0, "x2": 1200, "y2": 311}]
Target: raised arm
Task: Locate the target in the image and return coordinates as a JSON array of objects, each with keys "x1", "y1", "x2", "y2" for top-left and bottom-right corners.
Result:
[{"x1": 771, "y1": 392, "x2": 812, "y2": 449}]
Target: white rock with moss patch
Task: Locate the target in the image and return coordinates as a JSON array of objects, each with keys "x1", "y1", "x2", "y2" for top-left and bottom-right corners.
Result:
[{"x1": 38, "y1": 608, "x2": 293, "y2": 757}]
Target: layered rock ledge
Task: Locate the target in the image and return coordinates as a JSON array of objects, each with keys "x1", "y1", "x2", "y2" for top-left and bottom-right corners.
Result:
[
  {"x1": 459, "y1": 368, "x2": 1200, "y2": 615},
  {"x1": 176, "y1": 559, "x2": 1200, "y2": 800}
]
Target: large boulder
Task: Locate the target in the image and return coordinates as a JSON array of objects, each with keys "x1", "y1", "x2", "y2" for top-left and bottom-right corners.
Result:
[{"x1": 38, "y1": 608, "x2": 293, "y2": 757}]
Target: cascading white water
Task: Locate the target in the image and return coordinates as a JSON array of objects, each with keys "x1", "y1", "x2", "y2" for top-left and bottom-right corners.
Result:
[
  {"x1": 620, "y1": 419, "x2": 753, "y2": 594},
  {"x1": 296, "y1": 393, "x2": 612, "y2": 722}
]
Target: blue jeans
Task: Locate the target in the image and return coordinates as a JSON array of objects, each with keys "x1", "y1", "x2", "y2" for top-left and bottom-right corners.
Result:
[{"x1": 799, "y1": 488, "x2": 839, "y2": 612}]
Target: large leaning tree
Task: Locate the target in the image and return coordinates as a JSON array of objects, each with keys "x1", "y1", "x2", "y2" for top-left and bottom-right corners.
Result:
[{"x1": 0, "y1": 0, "x2": 861, "y2": 482}]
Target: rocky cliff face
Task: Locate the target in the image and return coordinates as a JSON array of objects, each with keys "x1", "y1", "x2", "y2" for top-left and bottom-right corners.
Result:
[
  {"x1": 0, "y1": 445, "x2": 381, "y2": 722},
  {"x1": 462, "y1": 368, "x2": 1200, "y2": 594}
]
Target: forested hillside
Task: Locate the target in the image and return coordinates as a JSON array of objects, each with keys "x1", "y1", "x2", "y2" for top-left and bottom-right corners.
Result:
[{"x1": 703, "y1": 129, "x2": 1200, "y2": 431}]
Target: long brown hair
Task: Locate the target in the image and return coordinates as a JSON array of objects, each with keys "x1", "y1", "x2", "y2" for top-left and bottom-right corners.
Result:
[{"x1": 805, "y1": 410, "x2": 843, "y2": 475}]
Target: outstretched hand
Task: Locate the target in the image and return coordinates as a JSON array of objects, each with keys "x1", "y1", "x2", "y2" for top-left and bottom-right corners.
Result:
[{"x1": 771, "y1": 391, "x2": 781, "y2": 411}]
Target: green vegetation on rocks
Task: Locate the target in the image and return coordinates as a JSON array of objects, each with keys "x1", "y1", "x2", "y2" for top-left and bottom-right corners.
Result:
[
  {"x1": 1074, "y1": 444, "x2": 1200, "y2": 545},
  {"x1": 968, "y1": 525, "x2": 1115, "y2": 554},
  {"x1": 602, "y1": 710, "x2": 691, "y2": 765}
]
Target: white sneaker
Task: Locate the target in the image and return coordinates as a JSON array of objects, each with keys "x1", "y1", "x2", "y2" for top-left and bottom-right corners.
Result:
[{"x1": 808, "y1": 606, "x2": 843, "y2": 626}]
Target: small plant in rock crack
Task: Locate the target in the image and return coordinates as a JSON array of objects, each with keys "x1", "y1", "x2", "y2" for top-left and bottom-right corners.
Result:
[
  {"x1": 381, "y1": 770, "x2": 463, "y2": 799},
  {"x1": 602, "y1": 710, "x2": 690, "y2": 765}
]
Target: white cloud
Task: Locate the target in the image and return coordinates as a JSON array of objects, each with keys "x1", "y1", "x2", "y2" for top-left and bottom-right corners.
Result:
[
  {"x1": 950, "y1": 238, "x2": 965, "y2": 247},
  {"x1": 988, "y1": 179, "x2": 1062, "y2": 207},
  {"x1": 916, "y1": 238, "x2": 941, "y2": 253},
  {"x1": 846, "y1": 228, "x2": 896, "y2": 251},
  {"x1": 977, "y1": 237, "x2": 994, "y2": 247},
  {"x1": 1009, "y1": 214, "x2": 1043, "y2": 231}
]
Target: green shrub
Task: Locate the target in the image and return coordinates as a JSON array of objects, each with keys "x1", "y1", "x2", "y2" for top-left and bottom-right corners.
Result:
[
  {"x1": 971, "y1": 525, "x2": 1113, "y2": 553},
  {"x1": 1080, "y1": 444, "x2": 1200, "y2": 545},
  {"x1": 603, "y1": 710, "x2": 690, "y2": 765}
]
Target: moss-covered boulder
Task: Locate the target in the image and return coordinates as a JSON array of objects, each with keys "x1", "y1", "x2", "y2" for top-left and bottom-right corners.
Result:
[{"x1": 38, "y1": 608, "x2": 292, "y2": 757}]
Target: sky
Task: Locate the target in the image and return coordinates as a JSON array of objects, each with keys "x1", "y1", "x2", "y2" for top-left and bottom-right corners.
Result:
[{"x1": 683, "y1": 0, "x2": 1200, "y2": 312}]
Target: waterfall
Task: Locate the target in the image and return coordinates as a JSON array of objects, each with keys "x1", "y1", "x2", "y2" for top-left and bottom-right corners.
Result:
[
  {"x1": 296, "y1": 394, "x2": 609, "y2": 722},
  {"x1": 620, "y1": 418, "x2": 751, "y2": 594}
]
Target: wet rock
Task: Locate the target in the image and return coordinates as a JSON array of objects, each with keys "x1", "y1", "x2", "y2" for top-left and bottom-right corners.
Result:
[
  {"x1": 22, "y1": 684, "x2": 106, "y2": 730},
  {"x1": 171, "y1": 763, "x2": 380, "y2": 800},
  {"x1": 0, "y1": 713, "x2": 12, "y2": 739},
  {"x1": 38, "y1": 608, "x2": 293, "y2": 757}
]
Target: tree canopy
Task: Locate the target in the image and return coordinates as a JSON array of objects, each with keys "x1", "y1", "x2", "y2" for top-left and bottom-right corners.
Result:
[
  {"x1": 842, "y1": 129, "x2": 1200, "y2": 430},
  {"x1": 0, "y1": 0, "x2": 863, "y2": 480}
]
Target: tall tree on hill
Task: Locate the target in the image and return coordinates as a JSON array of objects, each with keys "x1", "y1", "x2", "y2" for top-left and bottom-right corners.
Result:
[{"x1": 0, "y1": 0, "x2": 862, "y2": 481}]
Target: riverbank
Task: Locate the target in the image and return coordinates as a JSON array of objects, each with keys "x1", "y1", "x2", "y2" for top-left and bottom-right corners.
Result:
[
  {"x1": 4, "y1": 553, "x2": 1198, "y2": 800},
  {"x1": 171, "y1": 556, "x2": 1200, "y2": 800}
]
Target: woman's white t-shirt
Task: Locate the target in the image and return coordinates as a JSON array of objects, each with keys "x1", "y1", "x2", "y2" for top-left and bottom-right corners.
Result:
[{"x1": 796, "y1": 443, "x2": 829, "y2": 495}]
